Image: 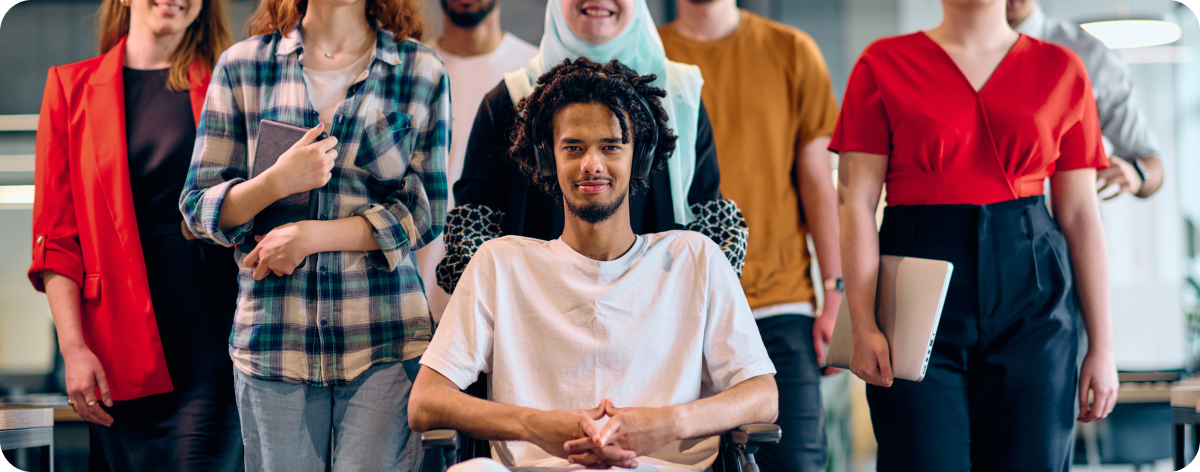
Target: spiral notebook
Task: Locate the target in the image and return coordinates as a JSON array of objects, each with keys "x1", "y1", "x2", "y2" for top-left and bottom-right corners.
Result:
[{"x1": 824, "y1": 255, "x2": 954, "y2": 382}]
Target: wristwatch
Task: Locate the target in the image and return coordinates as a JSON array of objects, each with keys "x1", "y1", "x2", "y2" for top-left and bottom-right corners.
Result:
[
  {"x1": 823, "y1": 277, "x2": 844, "y2": 293},
  {"x1": 1129, "y1": 157, "x2": 1147, "y2": 185},
  {"x1": 1128, "y1": 157, "x2": 1155, "y2": 198}
]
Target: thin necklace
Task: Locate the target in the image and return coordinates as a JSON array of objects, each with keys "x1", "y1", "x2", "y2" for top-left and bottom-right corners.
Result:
[{"x1": 306, "y1": 28, "x2": 373, "y2": 59}]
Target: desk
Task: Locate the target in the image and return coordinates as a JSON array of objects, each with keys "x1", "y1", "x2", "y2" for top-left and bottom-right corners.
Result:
[{"x1": 0, "y1": 405, "x2": 53, "y2": 472}]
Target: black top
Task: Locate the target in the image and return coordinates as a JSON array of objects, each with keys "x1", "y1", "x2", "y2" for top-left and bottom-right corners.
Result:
[
  {"x1": 454, "y1": 81, "x2": 722, "y2": 239},
  {"x1": 123, "y1": 68, "x2": 196, "y2": 226}
]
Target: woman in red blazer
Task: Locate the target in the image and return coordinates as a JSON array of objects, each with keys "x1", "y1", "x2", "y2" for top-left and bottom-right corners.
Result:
[{"x1": 28, "y1": 0, "x2": 241, "y2": 469}]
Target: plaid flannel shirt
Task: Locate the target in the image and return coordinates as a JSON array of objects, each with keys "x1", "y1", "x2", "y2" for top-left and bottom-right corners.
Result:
[{"x1": 180, "y1": 28, "x2": 448, "y2": 386}]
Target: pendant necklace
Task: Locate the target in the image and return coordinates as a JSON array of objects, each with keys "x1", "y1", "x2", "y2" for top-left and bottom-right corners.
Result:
[{"x1": 308, "y1": 28, "x2": 373, "y2": 59}]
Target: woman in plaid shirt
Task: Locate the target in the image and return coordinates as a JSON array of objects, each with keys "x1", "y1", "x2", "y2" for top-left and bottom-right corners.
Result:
[{"x1": 179, "y1": 0, "x2": 448, "y2": 468}]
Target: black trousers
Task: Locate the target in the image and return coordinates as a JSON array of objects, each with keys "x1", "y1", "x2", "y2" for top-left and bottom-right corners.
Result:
[
  {"x1": 89, "y1": 224, "x2": 244, "y2": 472},
  {"x1": 754, "y1": 315, "x2": 826, "y2": 472},
  {"x1": 868, "y1": 196, "x2": 1079, "y2": 472}
]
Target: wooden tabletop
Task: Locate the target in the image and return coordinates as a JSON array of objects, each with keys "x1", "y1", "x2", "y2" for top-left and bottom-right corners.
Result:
[
  {"x1": 0, "y1": 405, "x2": 53, "y2": 430},
  {"x1": 1117, "y1": 381, "x2": 1171, "y2": 403},
  {"x1": 52, "y1": 406, "x2": 83, "y2": 422}
]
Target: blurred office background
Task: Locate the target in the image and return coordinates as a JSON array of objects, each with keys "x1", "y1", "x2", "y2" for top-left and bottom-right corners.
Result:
[{"x1": 0, "y1": 0, "x2": 1196, "y2": 470}]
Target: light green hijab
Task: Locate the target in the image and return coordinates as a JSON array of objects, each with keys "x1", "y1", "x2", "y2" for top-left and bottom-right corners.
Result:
[{"x1": 503, "y1": 0, "x2": 704, "y2": 225}]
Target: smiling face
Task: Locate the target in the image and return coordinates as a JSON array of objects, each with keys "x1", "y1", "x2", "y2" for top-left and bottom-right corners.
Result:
[
  {"x1": 561, "y1": 0, "x2": 636, "y2": 45},
  {"x1": 128, "y1": 0, "x2": 202, "y2": 38},
  {"x1": 553, "y1": 102, "x2": 633, "y2": 224}
]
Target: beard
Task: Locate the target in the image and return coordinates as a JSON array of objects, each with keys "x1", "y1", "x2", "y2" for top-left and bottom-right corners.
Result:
[
  {"x1": 566, "y1": 190, "x2": 626, "y2": 224},
  {"x1": 441, "y1": 0, "x2": 497, "y2": 28}
]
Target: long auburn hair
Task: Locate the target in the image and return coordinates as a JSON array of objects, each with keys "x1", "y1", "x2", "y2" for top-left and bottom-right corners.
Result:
[
  {"x1": 246, "y1": 0, "x2": 424, "y2": 40},
  {"x1": 97, "y1": 0, "x2": 232, "y2": 91},
  {"x1": 246, "y1": 0, "x2": 425, "y2": 41}
]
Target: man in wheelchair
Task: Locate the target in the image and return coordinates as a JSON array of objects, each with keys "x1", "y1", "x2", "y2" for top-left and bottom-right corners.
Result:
[{"x1": 408, "y1": 58, "x2": 779, "y2": 471}]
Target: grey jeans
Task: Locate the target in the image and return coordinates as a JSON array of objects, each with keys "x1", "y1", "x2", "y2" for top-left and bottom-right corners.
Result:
[{"x1": 233, "y1": 358, "x2": 423, "y2": 472}]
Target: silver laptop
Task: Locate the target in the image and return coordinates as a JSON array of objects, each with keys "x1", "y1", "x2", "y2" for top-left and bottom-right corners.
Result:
[{"x1": 825, "y1": 255, "x2": 953, "y2": 382}]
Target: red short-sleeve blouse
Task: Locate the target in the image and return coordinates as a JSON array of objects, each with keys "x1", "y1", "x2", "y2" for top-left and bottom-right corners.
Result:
[{"x1": 829, "y1": 32, "x2": 1109, "y2": 206}]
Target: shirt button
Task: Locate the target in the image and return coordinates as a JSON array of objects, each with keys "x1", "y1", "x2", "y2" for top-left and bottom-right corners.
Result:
[
  {"x1": 36, "y1": 236, "x2": 43, "y2": 244},
  {"x1": 319, "y1": 266, "x2": 327, "y2": 274},
  {"x1": 320, "y1": 318, "x2": 328, "y2": 326}
]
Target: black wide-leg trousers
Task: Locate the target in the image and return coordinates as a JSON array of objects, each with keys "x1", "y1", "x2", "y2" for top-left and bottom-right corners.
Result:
[{"x1": 868, "y1": 196, "x2": 1080, "y2": 472}]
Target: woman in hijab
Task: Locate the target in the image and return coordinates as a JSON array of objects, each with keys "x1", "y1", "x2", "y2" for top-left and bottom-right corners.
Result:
[{"x1": 435, "y1": 0, "x2": 745, "y2": 294}]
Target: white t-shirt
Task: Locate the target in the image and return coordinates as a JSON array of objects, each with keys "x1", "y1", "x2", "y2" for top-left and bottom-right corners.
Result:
[
  {"x1": 421, "y1": 231, "x2": 776, "y2": 471},
  {"x1": 302, "y1": 41, "x2": 375, "y2": 131},
  {"x1": 417, "y1": 33, "x2": 538, "y2": 322}
]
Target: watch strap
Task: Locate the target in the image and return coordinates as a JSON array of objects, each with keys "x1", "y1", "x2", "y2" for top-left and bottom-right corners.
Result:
[{"x1": 1129, "y1": 157, "x2": 1147, "y2": 183}]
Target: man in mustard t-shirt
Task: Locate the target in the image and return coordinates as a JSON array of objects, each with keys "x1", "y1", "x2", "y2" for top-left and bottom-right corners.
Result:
[{"x1": 660, "y1": 1, "x2": 841, "y2": 470}]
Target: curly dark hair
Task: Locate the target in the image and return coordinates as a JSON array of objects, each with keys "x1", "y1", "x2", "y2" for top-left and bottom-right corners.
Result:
[{"x1": 507, "y1": 57, "x2": 679, "y2": 201}]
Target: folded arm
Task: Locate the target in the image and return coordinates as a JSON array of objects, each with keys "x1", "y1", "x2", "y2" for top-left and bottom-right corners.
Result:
[{"x1": 181, "y1": 57, "x2": 258, "y2": 246}]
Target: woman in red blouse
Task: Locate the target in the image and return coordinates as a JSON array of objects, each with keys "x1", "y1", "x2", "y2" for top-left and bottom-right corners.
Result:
[{"x1": 833, "y1": 0, "x2": 1117, "y2": 469}]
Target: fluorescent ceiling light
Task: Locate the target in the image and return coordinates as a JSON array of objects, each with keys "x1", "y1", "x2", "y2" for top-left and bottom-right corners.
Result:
[{"x1": 1080, "y1": 20, "x2": 1183, "y2": 49}]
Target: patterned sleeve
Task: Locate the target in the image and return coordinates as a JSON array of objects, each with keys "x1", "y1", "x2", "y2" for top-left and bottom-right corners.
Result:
[
  {"x1": 180, "y1": 52, "x2": 252, "y2": 247},
  {"x1": 436, "y1": 204, "x2": 505, "y2": 294},
  {"x1": 685, "y1": 199, "x2": 748, "y2": 279}
]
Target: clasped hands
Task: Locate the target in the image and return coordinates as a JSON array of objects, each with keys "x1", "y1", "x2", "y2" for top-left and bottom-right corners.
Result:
[{"x1": 527, "y1": 398, "x2": 679, "y2": 469}]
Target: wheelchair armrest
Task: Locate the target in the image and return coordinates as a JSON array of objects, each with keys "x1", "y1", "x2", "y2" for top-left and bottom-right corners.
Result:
[
  {"x1": 729, "y1": 424, "x2": 781, "y2": 446},
  {"x1": 421, "y1": 430, "x2": 460, "y2": 451}
]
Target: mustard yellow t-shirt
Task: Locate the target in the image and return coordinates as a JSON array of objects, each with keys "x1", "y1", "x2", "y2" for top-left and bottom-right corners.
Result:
[{"x1": 660, "y1": 11, "x2": 838, "y2": 311}]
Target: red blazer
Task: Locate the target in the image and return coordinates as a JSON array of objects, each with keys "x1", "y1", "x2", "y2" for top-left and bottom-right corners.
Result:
[{"x1": 27, "y1": 37, "x2": 211, "y2": 401}]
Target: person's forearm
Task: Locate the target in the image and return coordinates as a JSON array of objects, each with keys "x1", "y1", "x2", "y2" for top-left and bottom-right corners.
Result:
[
  {"x1": 410, "y1": 382, "x2": 537, "y2": 441},
  {"x1": 300, "y1": 217, "x2": 381, "y2": 254},
  {"x1": 840, "y1": 191, "x2": 881, "y2": 336},
  {"x1": 41, "y1": 272, "x2": 88, "y2": 355},
  {"x1": 1054, "y1": 190, "x2": 1113, "y2": 352},
  {"x1": 217, "y1": 176, "x2": 285, "y2": 231},
  {"x1": 797, "y1": 137, "x2": 842, "y2": 307},
  {"x1": 671, "y1": 374, "x2": 777, "y2": 440},
  {"x1": 1136, "y1": 156, "x2": 1163, "y2": 198}
]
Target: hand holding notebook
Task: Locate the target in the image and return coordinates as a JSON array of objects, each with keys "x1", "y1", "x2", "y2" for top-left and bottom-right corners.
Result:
[
  {"x1": 257, "y1": 121, "x2": 337, "y2": 197},
  {"x1": 825, "y1": 255, "x2": 954, "y2": 383},
  {"x1": 241, "y1": 120, "x2": 336, "y2": 252}
]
